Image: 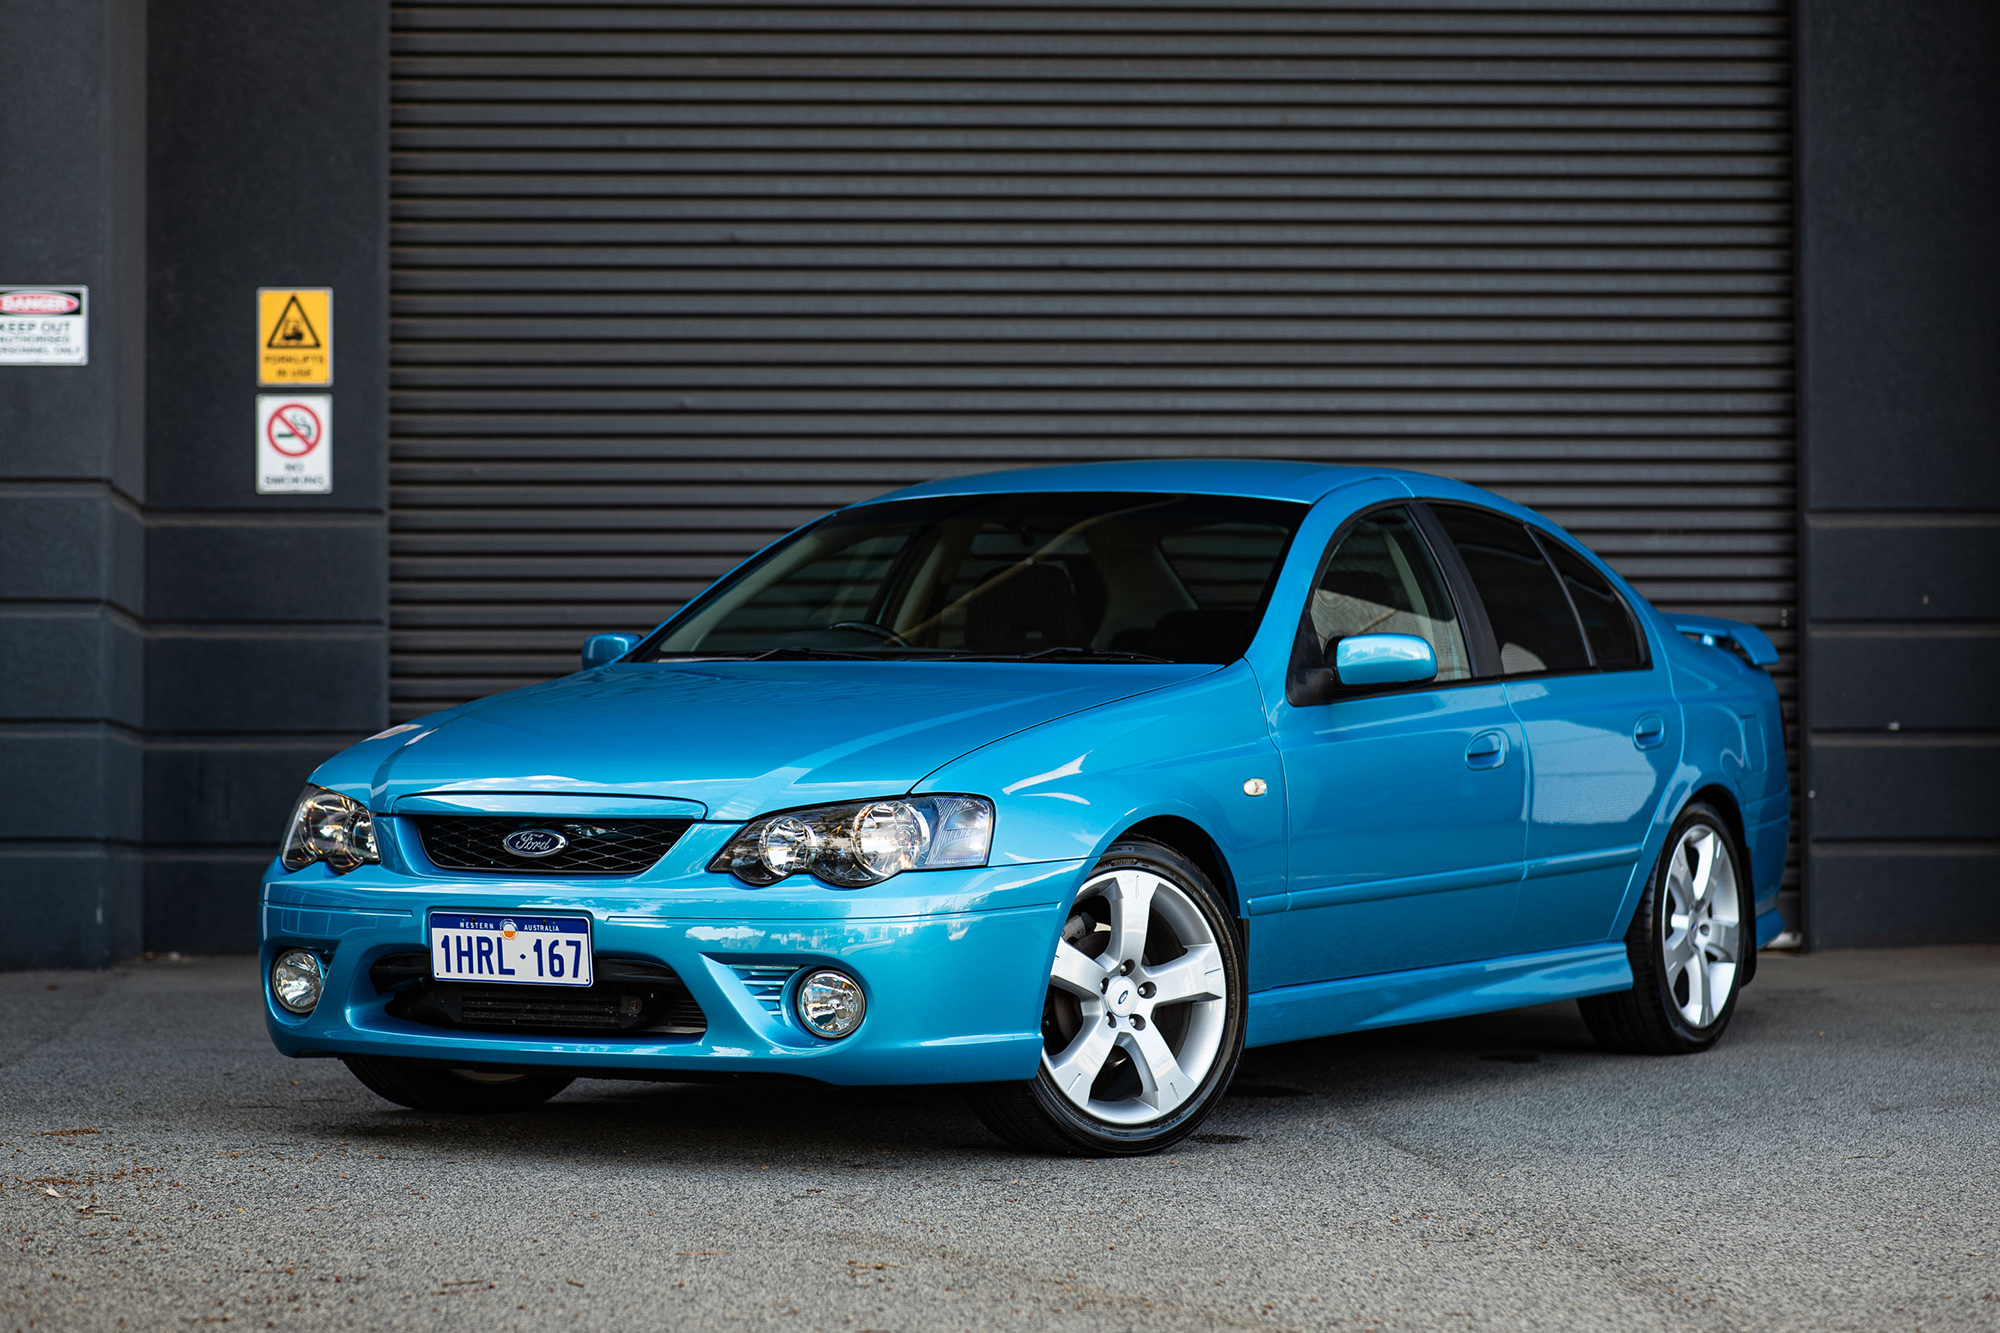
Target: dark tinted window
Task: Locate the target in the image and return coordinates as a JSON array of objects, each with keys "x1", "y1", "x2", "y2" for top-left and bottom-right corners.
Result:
[
  {"x1": 1433, "y1": 505, "x2": 1588, "y2": 676},
  {"x1": 1308, "y1": 507, "x2": 1472, "y2": 683},
  {"x1": 1159, "y1": 524, "x2": 1292, "y2": 612},
  {"x1": 644, "y1": 492, "x2": 1305, "y2": 665},
  {"x1": 1539, "y1": 535, "x2": 1643, "y2": 669}
]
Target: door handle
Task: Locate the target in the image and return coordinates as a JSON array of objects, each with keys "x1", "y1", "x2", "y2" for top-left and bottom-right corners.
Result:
[
  {"x1": 1633, "y1": 713, "x2": 1667, "y2": 750},
  {"x1": 1464, "y1": 731, "x2": 1507, "y2": 770}
]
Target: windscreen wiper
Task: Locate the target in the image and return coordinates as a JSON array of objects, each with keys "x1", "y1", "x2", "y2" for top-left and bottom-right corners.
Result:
[
  {"x1": 979, "y1": 646, "x2": 1178, "y2": 665},
  {"x1": 747, "y1": 646, "x2": 881, "y2": 661},
  {"x1": 646, "y1": 647, "x2": 881, "y2": 662}
]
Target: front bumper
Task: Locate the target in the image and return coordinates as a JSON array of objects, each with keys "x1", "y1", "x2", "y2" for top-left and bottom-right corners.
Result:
[{"x1": 261, "y1": 817, "x2": 1081, "y2": 1085}]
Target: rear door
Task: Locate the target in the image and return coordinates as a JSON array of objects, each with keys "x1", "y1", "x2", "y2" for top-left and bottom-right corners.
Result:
[{"x1": 1429, "y1": 504, "x2": 1681, "y2": 954}]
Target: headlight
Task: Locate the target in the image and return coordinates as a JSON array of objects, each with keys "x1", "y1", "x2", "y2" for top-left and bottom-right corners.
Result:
[
  {"x1": 711, "y1": 795, "x2": 993, "y2": 887},
  {"x1": 280, "y1": 785, "x2": 380, "y2": 874}
]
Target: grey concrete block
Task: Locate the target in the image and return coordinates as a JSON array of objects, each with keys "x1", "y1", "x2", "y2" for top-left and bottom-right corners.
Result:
[
  {"x1": 1806, "y1": 519, "x2": 2000, "y2": 621},
  {"x1": 1806, "y1": 629, "x2": 2000, "y2": 730},
  {"x1": 0, "y1": 489, "x2": 143, "y2": 611},
  {"x1": 146, "y1": 740, "x2": 345, "y2": 846},
  {"x1": 145, "y1": 632, "x2": 385, "y2": 734},
  {"x1": 147, "y1": 519, "x2": 385, "y2": 623},
  {"x1": 0, "y1": 607, "x2": 143, "y2": 724},
  {"x1": 1808, "y1": 846, "x2": 2000, "y2": 947},
  {"x1": 0, "y1": 728, "x2": 143, "y2": 840},
  {"x1": 0, "y1": 847, "x2": 142, "y2": 967},
  {"x1": 143, "y1": 852, "x2": 267, "y2": 954},
  {"x1": 1807, "y1": 736, "x2": 2000, "y2": 840},
  {"x1": 1799, "y1": 0, "x2": 2000, "y2": 511}
]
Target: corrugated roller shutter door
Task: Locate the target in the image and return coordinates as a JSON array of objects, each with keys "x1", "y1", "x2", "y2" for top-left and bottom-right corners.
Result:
[{"x1": 388, "y1": 0, "x2": 1795, "y2": 891}]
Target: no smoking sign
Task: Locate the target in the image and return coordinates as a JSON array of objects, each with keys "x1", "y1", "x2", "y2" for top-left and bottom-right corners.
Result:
[{"x1": 256, "y1": 394, "x2": 332, "y2": 494}]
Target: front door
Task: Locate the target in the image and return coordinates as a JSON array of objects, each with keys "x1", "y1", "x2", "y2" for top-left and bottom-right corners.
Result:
[{"x1": 1264, "y1": 506, "x2": 1528, "y2": 987}]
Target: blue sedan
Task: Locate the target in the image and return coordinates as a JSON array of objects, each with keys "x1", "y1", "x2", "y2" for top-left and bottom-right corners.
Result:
[{"x1": 263, "y1": 461, "x2": 1789, "y2": 1155}]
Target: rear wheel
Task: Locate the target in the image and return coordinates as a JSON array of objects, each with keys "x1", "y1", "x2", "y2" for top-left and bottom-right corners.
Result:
[
  {"x1": 1580, "y1": 802, "x2": 1747, "y2": 1054},
  {"x1": 966, "y1": 837, "x2": 1246, "y2": 1156},
  {"x1": 342, "y1": 1055, "x2": 574, "y2": 1113}
]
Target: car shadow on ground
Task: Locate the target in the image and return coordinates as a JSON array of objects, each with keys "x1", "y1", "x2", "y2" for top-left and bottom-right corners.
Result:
[{"x1": 301, "y1": 996, "x2": 1615, "y2": 1164}]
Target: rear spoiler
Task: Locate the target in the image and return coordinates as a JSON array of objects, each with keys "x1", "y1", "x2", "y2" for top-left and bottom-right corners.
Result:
[{"x1": 1668, "y1": 614, "x2": 1779, "y2": 668}]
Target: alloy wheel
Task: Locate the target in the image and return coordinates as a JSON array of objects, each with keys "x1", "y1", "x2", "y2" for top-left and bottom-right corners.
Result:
[
  {"x1": 1039, "y1": 867, "x2": 1230, "y2": 1126},
  {"x1": 1659, "y1": 823, "x2": 1742, "y2": 1029}
]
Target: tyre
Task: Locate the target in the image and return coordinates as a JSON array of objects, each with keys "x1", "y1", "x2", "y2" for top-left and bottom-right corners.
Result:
[
  {"x1": 966, "y1": 836, "x2": 1247, "y2": 1156},
  {"x1": 342, "y1": 1055, "x2": 574, "y2": 1113},
  {"x1": 1580, "y1": 802, "x2": 1748, "y2": 1054}
]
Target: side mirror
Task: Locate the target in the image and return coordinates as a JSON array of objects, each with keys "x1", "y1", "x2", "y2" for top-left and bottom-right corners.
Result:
[
  {"x1": 1334, "y1": 633, "x2": 1437, "y2": 687},
  {"x1": 581, "y1": 632, "x2": 642, "y2": 669}
]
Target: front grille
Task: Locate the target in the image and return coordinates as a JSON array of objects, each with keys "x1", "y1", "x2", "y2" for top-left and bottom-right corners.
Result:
[
  {"x1": 411, "y1": 815, "x2": 691, "y2": 875},
  {"x1": 372, "y1": 952, "x2": 706, "y2": 1037}
]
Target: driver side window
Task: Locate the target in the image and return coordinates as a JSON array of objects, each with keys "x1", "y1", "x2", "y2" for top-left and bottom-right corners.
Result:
[{"x1": 1309, "y1": 506, "x2": 1473, "y2": 684}]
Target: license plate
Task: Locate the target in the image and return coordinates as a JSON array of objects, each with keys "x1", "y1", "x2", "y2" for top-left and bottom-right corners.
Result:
[{"x1": 428, "y1": 912, "x2": 593, "y2": 987}]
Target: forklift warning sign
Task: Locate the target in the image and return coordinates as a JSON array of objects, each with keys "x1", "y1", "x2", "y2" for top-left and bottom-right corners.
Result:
[
  {"x1": 258, "y1": 288, "x2": 331, "y2": 385},
  {"x1": 257, "y1": 394, "x2": 332, "y2": 494}
]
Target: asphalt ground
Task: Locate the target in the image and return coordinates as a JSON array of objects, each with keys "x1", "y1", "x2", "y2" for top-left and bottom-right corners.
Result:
[{"x1": 2, "y1": 948, "x2": 1996, "y2": 1333}]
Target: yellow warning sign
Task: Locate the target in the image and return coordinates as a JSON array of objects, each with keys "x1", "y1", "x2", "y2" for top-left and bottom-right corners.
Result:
[{"x1": 257, "y1": 288, "x2": 332, "y2": 385}]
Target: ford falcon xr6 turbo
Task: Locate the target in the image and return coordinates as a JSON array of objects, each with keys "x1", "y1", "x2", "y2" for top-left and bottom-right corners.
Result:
[{"x1": 263, "y1": 460, "x2": 1788, "y2": 1155}]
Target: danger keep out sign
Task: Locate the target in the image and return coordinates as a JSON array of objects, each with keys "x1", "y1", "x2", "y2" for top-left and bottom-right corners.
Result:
[
  {"x1": 0, "y1": 287, "x2": 88, "y2": 364},
  {"x1": 257, "y1": 395, "x2": 332, "y2": 494}
]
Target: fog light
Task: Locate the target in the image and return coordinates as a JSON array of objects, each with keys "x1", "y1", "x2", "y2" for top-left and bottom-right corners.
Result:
[
  {"x1": 271, "y1": 949, "x2": 324, "y2": 1015},
  {"x1": 794, "y1": 968, "x2": 865, "y2": 1039}
]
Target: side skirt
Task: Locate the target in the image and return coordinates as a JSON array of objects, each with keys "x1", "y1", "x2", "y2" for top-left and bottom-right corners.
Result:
[{"x1": 1245, "y1": 944, "x2": 1632, "y2": 1049}]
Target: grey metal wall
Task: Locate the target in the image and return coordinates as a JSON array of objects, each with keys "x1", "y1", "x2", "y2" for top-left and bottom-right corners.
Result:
[{"x1": 387, "y1": 1, "x2": 1797, "y2": 903}]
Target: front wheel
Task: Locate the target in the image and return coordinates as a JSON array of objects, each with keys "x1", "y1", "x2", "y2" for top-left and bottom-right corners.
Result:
[
  {"x1": 1580, "y1": 802, "x2": 1748, "y2": 1054},
  {"x1": 342, "y1": 1056, "x2": 574, "y2": 1113},
  {"x1": 965, "y1": 837, "x2": 1247, "y2": 1156}
]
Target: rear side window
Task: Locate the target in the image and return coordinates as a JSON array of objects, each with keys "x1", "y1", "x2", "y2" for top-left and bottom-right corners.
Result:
[
  {"x1": 1538, "y1": 535, "x2": 1643, "y2": 669},
  {"x1": 1432, "y1": 505, "x2": 1589, "y2": 676}
]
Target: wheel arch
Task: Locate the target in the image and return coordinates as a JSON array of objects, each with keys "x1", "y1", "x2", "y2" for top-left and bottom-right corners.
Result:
[
  {"x1": 1115, "y1": 814, "x2": 1243, "y2": 929},
  {"x1": 1684, "y1": 782, "x2": 1749, "y2": 868}
]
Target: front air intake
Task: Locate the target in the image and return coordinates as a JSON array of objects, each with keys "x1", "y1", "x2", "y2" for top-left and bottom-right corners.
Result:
[{"x1": 372, "y1": 953, "x2": 706, "y2": 1038}]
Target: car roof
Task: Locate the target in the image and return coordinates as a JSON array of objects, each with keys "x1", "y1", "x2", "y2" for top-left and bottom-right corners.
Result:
[
  {"x1": 867, "y1": 459, "x2": 1388, "y2": 506},
  {"x1": 862, "y1": 459, "x2": 1538, "y2": 520},
  {"x1": 847, "y1": 458, "x2": 1634, "y2": 607}
]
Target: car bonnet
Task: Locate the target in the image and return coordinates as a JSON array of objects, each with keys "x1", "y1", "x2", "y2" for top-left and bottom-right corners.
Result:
[{"x1": 362, "y1": 659, "x2": 1212, "y2": 821}]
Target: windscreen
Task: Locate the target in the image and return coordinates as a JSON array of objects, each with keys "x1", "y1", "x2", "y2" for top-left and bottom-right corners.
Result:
[{"x1": 640, "y1": 492, "x2": 1306, "y2": 665}]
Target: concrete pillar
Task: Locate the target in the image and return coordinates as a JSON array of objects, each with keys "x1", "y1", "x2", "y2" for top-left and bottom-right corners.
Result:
[
  {"x1": 0, "y1": 0, "x2": 149, "y2": 966},
  {"x1": 1797, "y1": 0, "x2": 2000, "y2": 945}
]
